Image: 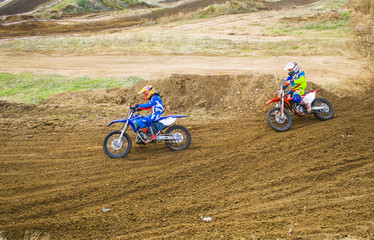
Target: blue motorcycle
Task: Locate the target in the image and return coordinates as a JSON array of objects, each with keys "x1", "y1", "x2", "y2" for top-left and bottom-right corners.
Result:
[{"x1": 103, "y1": 107, "x2": 191, "y2": 158}]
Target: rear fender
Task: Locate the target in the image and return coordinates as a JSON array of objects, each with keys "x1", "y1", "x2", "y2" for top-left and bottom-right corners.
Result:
[
  {"x1": 158, "y1": 115, "x2": 189, "y2": 120},
  {"x1": 302, "y1": 91, "x2": 318, "y2": 104},
  {"x1": 155, "y1": 115, "x2": 188, "y2": 131},
  {"x1": 157, "y1": 115, "x2": 188, "y2": 125}
]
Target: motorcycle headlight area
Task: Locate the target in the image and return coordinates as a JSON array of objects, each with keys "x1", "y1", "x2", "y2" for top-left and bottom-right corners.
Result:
[{"x1": 277, "y1": 89, "x2": 282, "y2": 97}]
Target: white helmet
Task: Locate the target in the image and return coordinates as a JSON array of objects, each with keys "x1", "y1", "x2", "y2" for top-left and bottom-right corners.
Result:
[{"x1": 284, "y1": 62, "x2": 300, "y2": 77}]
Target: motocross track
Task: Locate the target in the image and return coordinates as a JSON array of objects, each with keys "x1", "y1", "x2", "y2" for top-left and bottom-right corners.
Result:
[{"x1": 1, "y1": 0, "x2": 374, "y2": 240}]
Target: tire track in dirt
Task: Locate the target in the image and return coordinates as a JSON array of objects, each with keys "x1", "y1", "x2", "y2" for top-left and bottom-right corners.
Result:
[{"x1": 1, "y1": 74, "x2": 373, "y2": 239}]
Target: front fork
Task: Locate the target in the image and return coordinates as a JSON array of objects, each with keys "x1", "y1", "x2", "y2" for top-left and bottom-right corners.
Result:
[
  {"x1": 276, "y1": 92, "x2": 285, "y2": 117},
  {"x1": 118, "y1": 121, "x2": 129, "y2": 142},
  {"x1": 119, "y1": 110, "x2": 133, "y2": 141}
]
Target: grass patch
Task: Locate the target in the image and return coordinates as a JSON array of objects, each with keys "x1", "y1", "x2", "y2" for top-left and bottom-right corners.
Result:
[
  {"x1": 313, "y1": 0, "x2": 350, "y2": 9},
  {"x1": 0, "y1": 72, "x2": 142, "y2": 103},
  {"x1": 265, "y1": 14, "x2": 351, "y2": 38},
  {"x1": 196, "y1": 0, "x2": 266, "y2": 19},
  {"x1": 156, "y1": 0, "x2": 268, "y2": 24},
  {"x1": 236, "y1": 38, "x2": 349, "y2": 56},
  {"x1": 0, "y1": 33, "x2": 231, "y2": 55},
  {"x1": 52, "y1": 0, "x2": 143, "y2": 13},
  {"x1": 0, "y1": 28, "x2": 349, "y2": 57}
]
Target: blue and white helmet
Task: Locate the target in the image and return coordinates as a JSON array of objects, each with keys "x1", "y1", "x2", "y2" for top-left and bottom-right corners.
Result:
[{"x1": 284, "y1": 62, "x2": 300, "y2": 77}]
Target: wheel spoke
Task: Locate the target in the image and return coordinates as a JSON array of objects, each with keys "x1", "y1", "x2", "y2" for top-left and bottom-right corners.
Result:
[
  {"x1": 103, "y1": 131, "x2": 132, "y2": 158},
  {"x1": 165, "y1": 125, "x2": 191, "y2": 151}
]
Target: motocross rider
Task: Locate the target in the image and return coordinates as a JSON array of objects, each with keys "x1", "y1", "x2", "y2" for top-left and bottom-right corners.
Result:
[
  {"x1": 283, "y1": 62, "x2": 311, "y2": 113},
  {"x1": 132, "y1": 85, "x2": 164, "y2": 143}
]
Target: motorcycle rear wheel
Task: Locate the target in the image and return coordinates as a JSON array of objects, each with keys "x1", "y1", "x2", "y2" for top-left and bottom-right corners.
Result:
[
  {"x1": 164, "y1": 125, "x2": 191, "y2": 151},
  {"x1": 312, "y1": 98, "x2": 334, "y2": 120},
  {"x1": 267, "y1": 107, "x2": 292, "y2": 132},
  {"x1": 103, "y1": 130, "x2": 132, "y2": 158}
]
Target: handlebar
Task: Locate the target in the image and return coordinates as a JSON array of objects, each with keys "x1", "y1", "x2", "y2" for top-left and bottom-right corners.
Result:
[
  {"x1": 282, "y1": 80, "x2": 290, "y2": 89},
  {"x1": 281, "y1": 80, "x2": 301, "y2": 90},
  {"x1": 129, "y1": 104, "x2": 141, "y2": 112}
]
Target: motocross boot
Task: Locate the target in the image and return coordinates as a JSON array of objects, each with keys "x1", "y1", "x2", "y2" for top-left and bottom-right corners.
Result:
[
  {"x1": 302, "y1": 99, "x2": 312, "y2": 113},
  {"x1": 135, "y1": 136, "x2": 146, "y2": 145},
  {"x1": 145, "y1": 127, "x2": 156, "y2": 143},
  {"x1": 136, "y1": 128, "x2": 149, "y2": 144}
]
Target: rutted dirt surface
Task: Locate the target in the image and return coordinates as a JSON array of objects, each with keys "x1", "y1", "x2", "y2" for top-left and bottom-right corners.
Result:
[
  {"x1": 1, "y1": 74, "x2": 373, "y2": 239},
  {"x1": 1, "y1": 0, "x2": 374, "y2": 239}
]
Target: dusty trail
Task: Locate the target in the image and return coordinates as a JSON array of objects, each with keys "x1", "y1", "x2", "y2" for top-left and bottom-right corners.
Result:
[{"x1": 0, "y1": 52, "x2": 367, "y2": 89}]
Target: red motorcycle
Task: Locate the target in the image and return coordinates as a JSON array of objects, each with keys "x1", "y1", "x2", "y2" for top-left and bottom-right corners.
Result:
[{"x1": 266, "y1": 80, "x2": 334, "y2": 132}]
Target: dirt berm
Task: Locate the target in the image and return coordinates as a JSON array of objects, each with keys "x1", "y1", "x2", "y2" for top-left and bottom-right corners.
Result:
[
  {"x1": 1, "y1": 73, "x2": 373, "y2": 239},
  {"x1": 0, "y1": 0, "x2": 57, "y2": 16}
]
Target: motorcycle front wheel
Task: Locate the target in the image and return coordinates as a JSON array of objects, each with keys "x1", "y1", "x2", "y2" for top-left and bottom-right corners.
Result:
[
  {"x1": 267, "y1": 107, "x2": 292, "y2": 132},
  {"x1": 312, "y1": 98, "x2": 334, "y2": 121},
  {"x1": 164, "y1": 125, "x2": 191, "y2": 151},
  {"x1": 103, "y1": 130, "x2": 132, "y2": 158}
]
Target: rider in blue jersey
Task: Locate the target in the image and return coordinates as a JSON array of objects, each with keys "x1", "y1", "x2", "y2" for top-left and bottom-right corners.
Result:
[{"x1": 132, "y1": 85, "x2": 164, "y2": 143}]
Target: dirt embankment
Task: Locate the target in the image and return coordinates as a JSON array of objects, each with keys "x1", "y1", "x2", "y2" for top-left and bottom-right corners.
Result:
[
  {"x1": 0, "y1": 0, "x2": 58, "y2": 16},
  {"x1": 1, "y1": 73, "x2": 374, "y2": 239},
  {"x1": 0, "y1": 0, "x2": 254, "y2": 39},
  {"x1": 350, "y1": 0, "x2": 374, "y2": 68},
  {"x1": 0, "y1": 0, "x2": 327, "y2": 39},
  {"x1": 43, "y1": 74, "x2": 335, "y2": 115},
  {"x1": 350, "y1": 0, "x2": 374, "y2": 104}
]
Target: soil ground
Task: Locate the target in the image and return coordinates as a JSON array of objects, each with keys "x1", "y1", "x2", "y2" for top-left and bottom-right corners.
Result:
[
  {"x1": 0, "y1": 0, "x2": 57, "y2": 16},
  {"x1": 0, "y1": 0, "x2": 374, "y2": 239}
]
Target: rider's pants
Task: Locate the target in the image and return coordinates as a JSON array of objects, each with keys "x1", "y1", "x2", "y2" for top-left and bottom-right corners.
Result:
[{"x1": 136, "y1": 113, "x2": 162, "y2": 129}]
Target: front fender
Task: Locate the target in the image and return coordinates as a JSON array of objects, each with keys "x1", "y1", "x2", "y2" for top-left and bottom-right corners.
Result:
[
  {"x1": 107, "y1": 119, "x2": 128, "y2": 127},
  {"x1": 266, "y1": 97, "x2": 281, "y2": 106}
]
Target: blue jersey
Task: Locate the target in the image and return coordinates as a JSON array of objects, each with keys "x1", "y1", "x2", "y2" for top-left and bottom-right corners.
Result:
[{"x1": 138, "y1": 93, "x2": 164, "y2": 114}]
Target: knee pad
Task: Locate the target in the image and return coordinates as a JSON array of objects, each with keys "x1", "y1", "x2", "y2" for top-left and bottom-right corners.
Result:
[{"x1": 292, "y1": 94, "x2": 302, "y2": 103}]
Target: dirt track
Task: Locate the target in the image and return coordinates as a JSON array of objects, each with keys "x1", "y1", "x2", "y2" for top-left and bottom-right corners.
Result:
[
  {"x1": 1, "y1": 0, "x2": 374, "y2": 239},
  {"x1": 1, "y1": 74, "x2": 374, "y2": 239}
]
